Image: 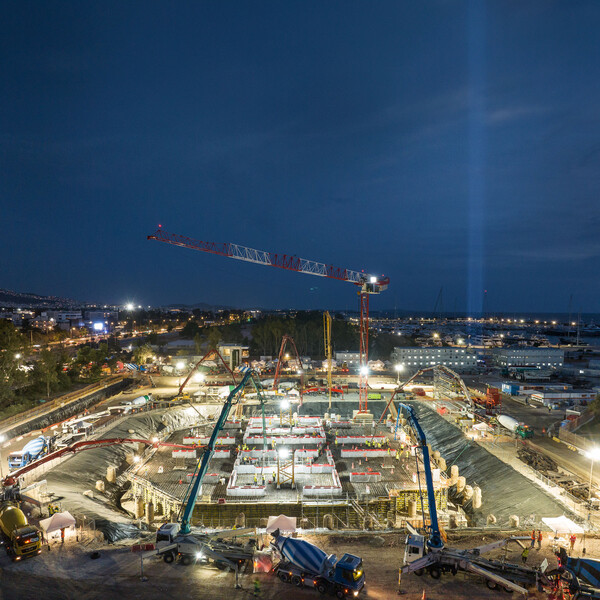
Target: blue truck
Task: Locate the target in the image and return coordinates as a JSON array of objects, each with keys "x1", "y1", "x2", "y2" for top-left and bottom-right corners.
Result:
[
  {"x1": 7, "y1": 436, "x2": 51, "y2": 471},
  {"x1": 271, "y1": 529, "x2": 365, "y2": 598},
  {"x1": 557, "y1": 547, "x2": 600, "y2": 598}
]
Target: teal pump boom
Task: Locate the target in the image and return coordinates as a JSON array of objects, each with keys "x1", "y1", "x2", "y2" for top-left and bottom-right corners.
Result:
[{"x1": 179, "y1": 370, "x2": 257, "y2": 535}]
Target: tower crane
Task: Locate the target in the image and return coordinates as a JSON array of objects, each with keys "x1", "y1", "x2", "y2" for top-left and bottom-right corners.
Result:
[
  {"x1": 148, "y1": 227, "x2": 389, "y2": 413},
  {"x1": 323, "y1": 311, "x2": 333, "y2": 409}
]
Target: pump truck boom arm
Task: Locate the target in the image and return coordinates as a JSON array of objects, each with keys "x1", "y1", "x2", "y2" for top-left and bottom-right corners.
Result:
[
  {"x1": 179, "y1": 369, "x2": 265, "y2": 535},
  {"x1": 397, "y1": 403, "x2": 444, "y2": 550}
]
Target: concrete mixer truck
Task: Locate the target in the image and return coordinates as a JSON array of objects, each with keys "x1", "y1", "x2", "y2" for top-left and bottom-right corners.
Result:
[
  {"x1": 0, "y1": 503, "x2": 42, "y2": 561},
  {"x1": 271, "y1": 529, "x2": 365, "y2": 598},
  {"x1": 497, "y1": 415, "x2": 534, "y2": 439}
]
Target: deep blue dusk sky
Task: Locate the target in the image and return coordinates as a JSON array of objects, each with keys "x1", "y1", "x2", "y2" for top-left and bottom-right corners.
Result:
[{"x1": 2, "y1": 2, "x2": 599, "y2": 313}]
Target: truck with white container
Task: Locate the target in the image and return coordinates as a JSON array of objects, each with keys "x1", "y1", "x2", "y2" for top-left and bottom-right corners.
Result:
[
  {"x1": 7, "y1": 436, "x2": 51, "y2": 471},
  {"x1": 497, "y1": 415, "x2": 534, "y2": 439},
  {"x1": 271, "y1": 529, "x2": 365, "y2": 598}
]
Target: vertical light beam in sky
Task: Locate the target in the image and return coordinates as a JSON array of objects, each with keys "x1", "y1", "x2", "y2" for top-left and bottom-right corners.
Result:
[{"x1": 467, "y1": 0, "x2": 486, "y2": 318}]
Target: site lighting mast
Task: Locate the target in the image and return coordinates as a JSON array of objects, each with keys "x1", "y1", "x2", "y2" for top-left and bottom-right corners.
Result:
[{"x1": 148, "y1": 227, "x2": 389, "y2": 413}]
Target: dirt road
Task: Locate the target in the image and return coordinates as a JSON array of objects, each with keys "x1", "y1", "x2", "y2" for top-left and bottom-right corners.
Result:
[{"x1": 2, "y1": 530, "x2": 594, "y2": 600}]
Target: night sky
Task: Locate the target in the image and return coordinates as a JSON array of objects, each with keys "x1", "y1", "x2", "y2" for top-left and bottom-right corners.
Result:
[{"x1": 2, "y1": 2, "x2": 599, "y2": 313}]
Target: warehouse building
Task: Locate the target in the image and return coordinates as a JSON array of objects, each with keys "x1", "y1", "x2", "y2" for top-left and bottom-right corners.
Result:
[
  {"x1": 391, "y1": 347, "x2": 477, "y2": 372},
  {"x1": 492, "y1": 348, "x2": 564, "y2": 368}
]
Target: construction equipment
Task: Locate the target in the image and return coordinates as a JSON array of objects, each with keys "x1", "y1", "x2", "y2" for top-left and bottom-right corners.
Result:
[
  {"x1": 273, "y1": 335, "x2": 304, "y2": 399},
  {"x1": 397, "y1": 403, "x2": 548, "y2": 595},
  {"x1": 374, "y1": 365, "x2": 474, "y2": 438},
  {"x1": 271, "y1": 528, "x2": 365, "y2": 598},
  {"x1": 147, "y1": 227, "x2": 389, "y2": 414},
  {"x1": 3, "y1": 438, "x2": 195, "y2": 489},
  {"x1": 0, "y1": 502, "x2": 42, "y2": 561},
  {"x1": 7, "y1": 436, "x2": 51, "y2": 471},
  {"x1": 498, "y1": 415, "x2": 534, "y2": 439},
  {"x1": 324, "y1": 311, "x2": 333, "y2": 409},
  {"x1": 177, "y1": 347, "x2": 237, "y2": 397},
  {"x1": 556, "y1": 547, "x2": 600, "y2": 598},
  {"x1": 155, "y1": 370, "x2": 268, "y2": 584}
]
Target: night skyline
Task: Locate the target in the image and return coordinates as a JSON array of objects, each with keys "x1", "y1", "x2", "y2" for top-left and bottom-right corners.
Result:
[{"x1": 2, "y1": 2, "x2": 600, "y2": 313}]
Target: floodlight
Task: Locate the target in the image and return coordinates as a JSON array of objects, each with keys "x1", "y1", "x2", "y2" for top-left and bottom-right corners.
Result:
[
  {"x1": 280, "y1": 400, "x2": 290, "y2": 410},
  {"x1": 176, "y1": 361, "x2": 185, "y2": 370},
  {"x1": 278, "y1": 448, "x2": 290, "y2": 460},
  {"x1": 360, "y1": 366, "x2": 368, "y2": 376},
  {"x1": 587, "y1": 448, "x2": 600, "y2": 462}
]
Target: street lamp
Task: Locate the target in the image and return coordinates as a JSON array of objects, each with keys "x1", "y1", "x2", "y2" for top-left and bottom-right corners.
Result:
[
  {"x1": 584, "y1": 447, "x2": 600, "y2": 555},
  {"x1": 176, "y1": 361, "x2": 185, "y2": 371},
  {"x1": 193, "y1": 372, "x2": 205, "y2": 384},
  {"x1": 586, "y1": 447, "x2": 600, "y2": 503},
  {"x1": 0, "y1": 434, "x2": 5, "y2": 479},
  {"x1": 394, "y1": 363, "x2": 404, "y2": 384}
]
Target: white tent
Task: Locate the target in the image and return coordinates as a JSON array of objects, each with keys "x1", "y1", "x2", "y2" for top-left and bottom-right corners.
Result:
[
  {"x1": 266, "y1": 514, "x2": 297, "y2": 534},
  {"x1": 39, "y1": 511, "x2": 76, "y2": 534},
  {"x1": 473, "y1": 422, "x2": 492, "y2": 432},
  {"x1": 541, "y1": 516, "x2": 585, "y2": 534}
]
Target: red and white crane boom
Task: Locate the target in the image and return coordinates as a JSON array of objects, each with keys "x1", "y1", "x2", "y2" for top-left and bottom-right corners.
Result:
[{"x1": 148, "y1": 227, "x2": 389, "y2": 413}]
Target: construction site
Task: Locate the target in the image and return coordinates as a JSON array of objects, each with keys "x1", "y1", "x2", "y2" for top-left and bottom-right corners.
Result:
[
  {"x1": 123, "y1": 397, "x2": 457, "y2": 533},
  {"x1": 1, "y1": 229, "x2": 599, "y2": 600}
]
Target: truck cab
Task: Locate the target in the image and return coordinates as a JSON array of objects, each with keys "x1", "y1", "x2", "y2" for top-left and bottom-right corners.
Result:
[
  {"x1": 403, "y1": 533, "x2": 425, "y2": 564},
  {"x1": 7, "y1": 452, "x2": 26, "y2": 471},
  {"x1": 516, "y1": 425, "x2": 534, "y2": 439},
  {"x1": 333, "y1": 554, "x2": 365, "y2": 596},
  {"x1": 8, "y1": 524, "x2": 42, "y2": 560},
  {"x1": 156, "y1": 522, "x2": 180, "y2": 543}
]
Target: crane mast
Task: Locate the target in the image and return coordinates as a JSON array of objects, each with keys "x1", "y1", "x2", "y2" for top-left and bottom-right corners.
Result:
[
  {"x1": 148, "y1": 227, "x2": 389, "y2": 414},
  {"x1": 323, "y1": 311, "x2": 333, "y2": 409}
]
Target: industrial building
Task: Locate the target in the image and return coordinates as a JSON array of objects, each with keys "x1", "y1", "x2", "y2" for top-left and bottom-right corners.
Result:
[
  {"x1": 391, "y1": 347, "x2": 477, "y2": 372},
  {"x1": 492, "y1": 348, "x2": 564, "y2": 368}
]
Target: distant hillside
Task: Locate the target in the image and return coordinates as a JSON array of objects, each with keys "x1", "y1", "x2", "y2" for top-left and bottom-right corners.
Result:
[{"x1": 0, "y1": 289, "x2": 80, "y2": 309}]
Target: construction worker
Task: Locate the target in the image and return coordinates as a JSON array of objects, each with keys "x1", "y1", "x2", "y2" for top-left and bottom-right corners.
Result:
[
  {"x1": 253, "y1": 475, "x2": 257, "y2": 485},
  {"x1": 531, "y1": 530, "x2": 536, "y2": 548},
  {"x1": 253, "y1": 578, "x2": 261, "y2": 597},
  {"x1": 395, "y1": 450, "x2": 400, "y2": 461},
  {"x1": 521, "y1": 547, "x2": 529, "y2": 565},
  {"x1": 570, "y1": 534, "x2": 577, "y2": 552},
  {"x1": 537, "y1": 530, "x2": 543, "y2": 550}
]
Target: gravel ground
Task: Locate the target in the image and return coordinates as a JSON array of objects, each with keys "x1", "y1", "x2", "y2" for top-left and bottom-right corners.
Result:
[{"x1": 1, "y1": 530, "x2": 596, "y2": 600}]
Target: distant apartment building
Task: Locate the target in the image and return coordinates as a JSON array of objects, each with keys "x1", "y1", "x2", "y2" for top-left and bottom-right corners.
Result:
[
  {"x1": 391, "y1": 347, "x2": 477, "y2": 372},
  {"x1": 334, "y1": 351, "x2": 360, "y2": 369},
  {"x1": 492, "y1": 348, "x2": 564, "y2": 368},
  {"x1": 44, "y1": 311, "x2": 83, "y2": 323}
]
